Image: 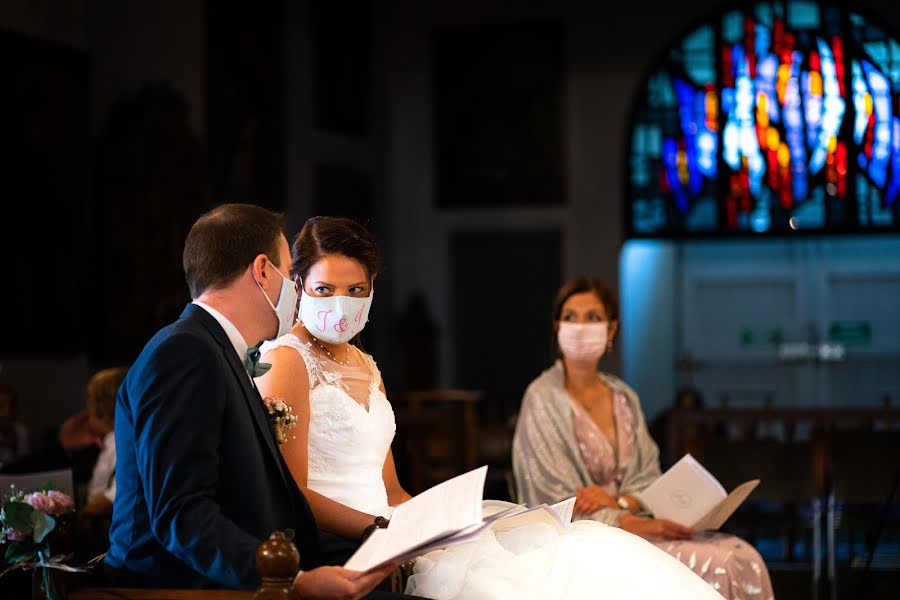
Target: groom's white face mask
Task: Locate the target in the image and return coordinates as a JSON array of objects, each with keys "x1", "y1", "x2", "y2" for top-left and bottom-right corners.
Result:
[{"x1": 255, "y1": 259, "x2": 298, "y2": 340}]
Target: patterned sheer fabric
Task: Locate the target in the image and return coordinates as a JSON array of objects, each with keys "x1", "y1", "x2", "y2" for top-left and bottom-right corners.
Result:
[
  {"x1": 259, "y1": 334, "x2": 396, "y2": 516},
  {"x1": 514, "y1": 361, "x2": 775, "y2": 600}
]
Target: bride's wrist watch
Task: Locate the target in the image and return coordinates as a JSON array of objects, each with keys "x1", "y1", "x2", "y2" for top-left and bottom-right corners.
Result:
[{"x1": 360, "y1": 515, "x2": 390, "y2": 543}]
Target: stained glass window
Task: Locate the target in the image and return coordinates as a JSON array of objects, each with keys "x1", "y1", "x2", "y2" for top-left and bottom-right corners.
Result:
[{"x1": 627, "y1": 2, "x2": 900, "y2": 236}]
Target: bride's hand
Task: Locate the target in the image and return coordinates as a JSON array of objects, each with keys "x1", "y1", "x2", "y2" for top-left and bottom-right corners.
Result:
[
  {"x1": 573, "y1": 485, "x2": 618, "y2": 515},
  {"x1": 618, "y1": 514, "x2": 694, "y2": 540}
]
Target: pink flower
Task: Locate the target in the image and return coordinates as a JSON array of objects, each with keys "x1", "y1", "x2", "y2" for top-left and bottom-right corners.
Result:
[
  {"x1": 47, "y1": 491, "x2": 75, "y2": 515},
  {"x1": 25, "y1": 490, "x2": 75, "y2": 516},
  {"x1": 6, "y1": 528, "x2": 29, "y2": 542}
]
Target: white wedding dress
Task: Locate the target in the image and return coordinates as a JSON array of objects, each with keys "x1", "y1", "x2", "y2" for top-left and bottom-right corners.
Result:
[{"x1": 260, "y1": 334, "x2": 724, "y2": 600}]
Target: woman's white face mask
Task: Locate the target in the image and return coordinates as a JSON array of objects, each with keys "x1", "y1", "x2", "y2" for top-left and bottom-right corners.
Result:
[
  {"x1": 297, "y1": 284, "x2": 373, "y2": 344},
  {"x1": 557, "y1": 321, "x2": 608, "y2": 365}
]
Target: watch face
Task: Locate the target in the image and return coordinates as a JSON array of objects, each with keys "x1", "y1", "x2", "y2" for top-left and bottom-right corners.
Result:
[{"x1": 617, "y1": 497, "x2": 629, "y2": 510}]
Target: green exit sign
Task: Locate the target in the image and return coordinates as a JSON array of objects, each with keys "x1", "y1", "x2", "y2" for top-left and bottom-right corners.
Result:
[
  {"x1": 828, "y1": 321, "x2": 871, "y2": 345},
  {"x1": 739, "y1": 327, "x2": 783, "y2": 347}
]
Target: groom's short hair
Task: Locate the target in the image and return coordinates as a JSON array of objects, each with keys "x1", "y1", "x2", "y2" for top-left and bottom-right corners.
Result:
[{"x1": 183, "y1": 203, "x2": 284, "y2": 298}]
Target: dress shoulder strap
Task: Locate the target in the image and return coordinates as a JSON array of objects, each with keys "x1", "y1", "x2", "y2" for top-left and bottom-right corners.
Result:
[{"x1": 259, "y1": 334, "x2": 337, "y2": 390}]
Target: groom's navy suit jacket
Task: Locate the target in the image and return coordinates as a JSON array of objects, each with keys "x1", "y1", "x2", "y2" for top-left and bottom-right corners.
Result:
[{"x1": 106, "y1": 304, "x2": 320, "y2": 589}]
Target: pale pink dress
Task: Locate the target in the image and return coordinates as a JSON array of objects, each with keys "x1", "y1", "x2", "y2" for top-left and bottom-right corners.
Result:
[{"x1": 573, "y1": 392, "x2": 775, "y2": 600}]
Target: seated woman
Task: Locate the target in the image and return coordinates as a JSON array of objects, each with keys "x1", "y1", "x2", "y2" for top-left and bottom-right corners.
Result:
[
  {"x1": 81, "y1": 366, "x2": 129, "y2": 520},
  {"x1": 257, "y1": 217, "x2": 725, "y2": 600},
  {"x1": 512, "y1": 276, "x2": 774, "y2": 600}
]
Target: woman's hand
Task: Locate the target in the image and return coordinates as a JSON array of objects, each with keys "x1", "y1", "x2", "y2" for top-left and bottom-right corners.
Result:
[
  {"x1": 618, "y1": 514, "x2": 694, "y2": 540},
  {"x1": 573, "y1": 485, "x2": 618, "y2": 515}
]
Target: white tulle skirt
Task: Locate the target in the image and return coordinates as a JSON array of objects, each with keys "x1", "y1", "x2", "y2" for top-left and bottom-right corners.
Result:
[{"x1": 404, "y1": 520, "x2": 724, "y2": 600}]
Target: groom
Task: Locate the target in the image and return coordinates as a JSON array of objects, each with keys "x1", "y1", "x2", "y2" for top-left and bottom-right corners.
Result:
[{"x1": 106, "y1": 204, "x2": 399, "y2": 598}]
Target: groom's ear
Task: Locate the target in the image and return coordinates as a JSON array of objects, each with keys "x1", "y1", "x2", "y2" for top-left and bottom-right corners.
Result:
[{"x1": 250, "y1": 254, "x2": 271, "y2": 288}]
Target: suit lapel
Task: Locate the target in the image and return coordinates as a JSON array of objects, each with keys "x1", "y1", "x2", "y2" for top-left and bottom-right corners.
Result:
[{"x1": 182, "y1": 305, "x2": 291, "y2": 489}]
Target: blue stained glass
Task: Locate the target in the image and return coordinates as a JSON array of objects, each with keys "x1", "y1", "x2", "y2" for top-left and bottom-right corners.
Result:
[
  {"x1": 852, "y1": 61, "x2": 870, "y2": 145},
  {"x1": 757, "y1": 54, "x2": 779, "y2": 123},
  {"x1": 887, "y1": 117, "x2": 900, "y2": 205},
  {"x1": 682, "y1": 26, "x2": 715, "y2": 85},
  {"x1": 803, "y1": 71, "x2": 824, "y2": 152},
  {"x1": 686, "y1": 197, "x2": 717, "y2": 231},
  {"x1": 791, "y1": 187, "x2": 826, "y2": 228},
  {"x1": 627, "y1": 2, "x2": 900, "y2": 236},
  {"x1": 864, "y1": 41, "x2": 889, "y2": 71},
  {"x1": 723, "y1": 120, "x2": 740, "y2": 169},
  {"x1": 697, "y1": 130, "x2": 717, "y2": 178},
  {"x1": 890, "y1": 40, "x2": 900, "y2": 86},
  {"x1": 647, "y1": 72, "x2": 676, "y2": 108},
  {"x1": 632, "y1": 198, "x2": 667, "y2": 233},
  {"x1": 808, "y1": 39, "x2": 846, "y2": 176},
  {"x1": 787, "y1": 1, "x2": 820, "y2": 29},
  {"x1": 862, "y1": 61, "x2": 891, "y2": 187},
  {"x1": 722, "y1": 87, "x2": 736, "y2": 115},
  {"x1": 722, "y1": 11, "x2": 743, "y2": 44},
  {"x1": 755, "y1": 4, "x2": 773, "y2": 29},
  {"x1": 674, "y1": 79, "x2": 703, "y2": 196},
  {"x1": 756, "y1": 25, "x2": 771, "y2": 57}
]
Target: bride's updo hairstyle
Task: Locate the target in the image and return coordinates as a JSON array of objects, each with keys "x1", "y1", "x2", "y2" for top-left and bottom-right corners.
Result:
[
  {"x1": 290, "y1": 216, "x2": 380, "y2": 285},
  {"x1": 290, "y1": 216, "x2": 380, "y2": 348}
]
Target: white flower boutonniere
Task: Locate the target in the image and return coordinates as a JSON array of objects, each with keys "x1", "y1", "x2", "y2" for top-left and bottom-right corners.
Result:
[{"x1": 262, "y1": 396, "x2": 298, "y2": 444}]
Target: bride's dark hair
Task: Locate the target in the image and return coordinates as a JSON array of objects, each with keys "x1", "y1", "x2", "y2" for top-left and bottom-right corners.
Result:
[
  {"x1": 290, "y1": 216, "x2": 380, "y2": 284},
  {"x1": 290, "y1": 217, "x2": 380, "y2": 348}
]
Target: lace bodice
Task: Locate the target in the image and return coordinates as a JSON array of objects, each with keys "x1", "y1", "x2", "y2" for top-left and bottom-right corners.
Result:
[{"x1": 259, "y1": 334, "x2": 396, "y2": 516}]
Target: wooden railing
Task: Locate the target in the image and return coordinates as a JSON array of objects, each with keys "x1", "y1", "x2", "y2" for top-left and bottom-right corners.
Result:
[{"x1": 664, "y1": 405, "x2": 900, "y2": 466}]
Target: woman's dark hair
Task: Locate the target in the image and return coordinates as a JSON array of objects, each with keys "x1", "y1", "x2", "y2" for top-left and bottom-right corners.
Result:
[
  {"x1": 290, "y1": 216, "x2": 380, "y2": 284},
  {"x1": 550, "y1": 277, "x2": 619, "y2": 355},
  {"x1": 551, "y1": 277, "x2": 619, "y2": 323},
  {"x1": 183, "y1": 203, "x2": 285, "y2": 298}
]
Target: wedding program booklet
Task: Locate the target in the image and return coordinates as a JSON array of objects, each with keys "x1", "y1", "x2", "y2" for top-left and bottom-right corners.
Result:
[
  {"x1": 344, "y1": 467, "x2": 576, "y2": 572},
  {"x1": 488, "y1": 496, "x2": 576, "y2": 535},
  {"x1": 635, "y1": 454, "x2": 759, "y2": 530}
]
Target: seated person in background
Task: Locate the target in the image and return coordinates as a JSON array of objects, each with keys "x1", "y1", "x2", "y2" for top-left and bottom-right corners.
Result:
[
  {"x1": 0, "y1": 380, "x2": 29, "y2": 466},
  {"x1": 0, "y1": 400, "x2": 108, "y2": 491},
  {"x1": 513, "y1": 277, "x2": 774, "y2": 600},
  {"x1": 81, "y1": 366, "x2": 129, "y2": 520},
  {"x1": 258, "y1": 217, "x2": 724, "y2": 600}
]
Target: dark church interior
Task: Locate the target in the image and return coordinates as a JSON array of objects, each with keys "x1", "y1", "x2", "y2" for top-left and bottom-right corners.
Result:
[{"x1": 1, "y1": 1, "x2": 899, "y2": 598}]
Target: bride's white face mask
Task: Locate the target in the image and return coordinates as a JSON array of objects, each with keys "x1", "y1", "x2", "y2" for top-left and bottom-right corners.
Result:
[{"x1": 297, "y1": 286, "x2": 373, "y2": 344}]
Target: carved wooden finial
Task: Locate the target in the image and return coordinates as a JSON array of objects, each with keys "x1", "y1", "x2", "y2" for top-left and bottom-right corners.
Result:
[{"x1": 254, "y1": 530, "x2": 300, "y2": 600}]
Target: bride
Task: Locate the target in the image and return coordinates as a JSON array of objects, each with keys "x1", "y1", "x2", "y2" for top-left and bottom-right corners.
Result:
[{"x1": 256, "y1": 216, "x2": 723, "y2": 600}]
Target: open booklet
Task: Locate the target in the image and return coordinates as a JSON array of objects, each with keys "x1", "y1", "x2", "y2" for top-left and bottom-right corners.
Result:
[
  {"x1": 635, "y1": 454, "x2": 759, "y2": 530},
  {"x1": 344, "y1": 466, "x2": 576, "y2": 572}
]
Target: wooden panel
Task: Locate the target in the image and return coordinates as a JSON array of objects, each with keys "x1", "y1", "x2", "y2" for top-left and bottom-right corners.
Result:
[
  {"x1": 433, "y1": 21, "x2": 565, "y2": 208},
  {"x1": 450, "y1": 229, "x2": 561, "y2": 421}
]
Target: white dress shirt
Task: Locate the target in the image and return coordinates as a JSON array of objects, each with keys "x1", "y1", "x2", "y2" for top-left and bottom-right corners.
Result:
[
  {"x1": 192, "y1": 301, "x2": 253, "y2": 379},
  {"x1": 88, "y1": 431, "x2": 117, "y2": 502}
]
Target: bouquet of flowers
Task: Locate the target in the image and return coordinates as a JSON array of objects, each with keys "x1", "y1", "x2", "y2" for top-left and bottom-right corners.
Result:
[
  {"x1": 1, "y1": 486, "x2": 80, "y2": 598},
  {"x1": 263, "y1": 396, "x2": 299, "y2": 444}
]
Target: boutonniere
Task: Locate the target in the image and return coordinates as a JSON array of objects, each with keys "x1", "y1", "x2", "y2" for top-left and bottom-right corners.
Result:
[{"x1": 262, "y1": 397, "x2": 298, "y2": 444}]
